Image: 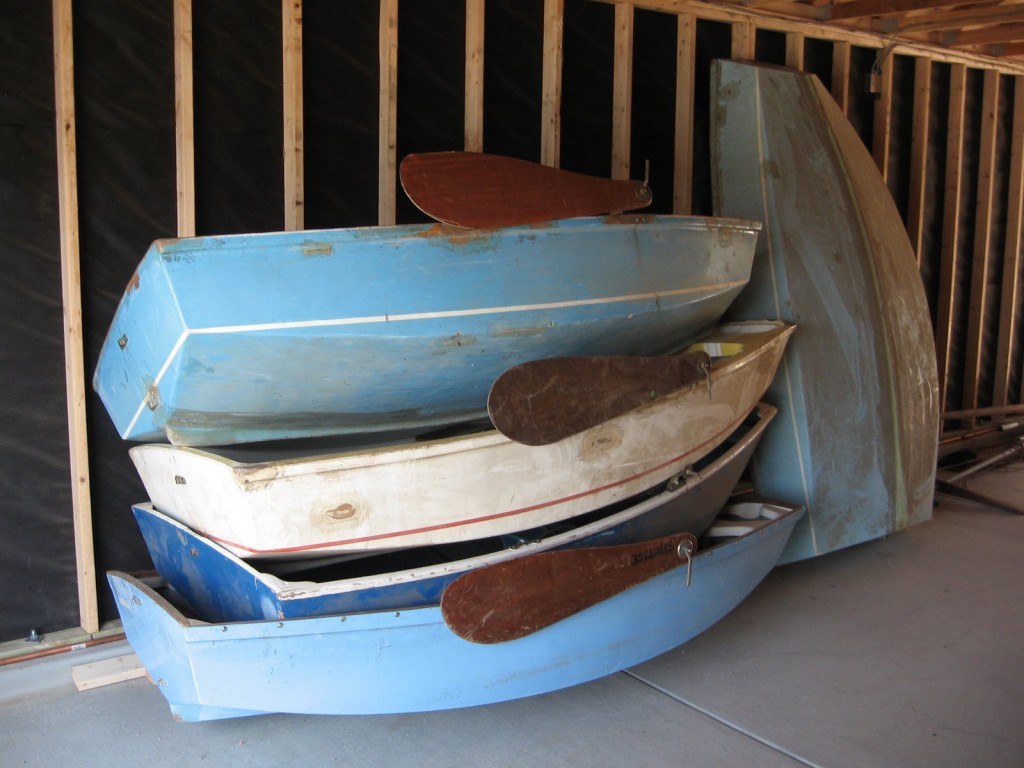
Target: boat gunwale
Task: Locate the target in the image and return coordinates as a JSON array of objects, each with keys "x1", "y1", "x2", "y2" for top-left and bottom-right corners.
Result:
[
  {"x1": 129, "y1": 321, "x2": 795, "y2": 486},
  {"x1": 109, "y1": 500, "x2": 803, "y2": 638},
  {"x1": 132, "y1": 402, "x2": 778, "y2": 606},
  {"x1": 148, "y1": 213, "x2": 764, "y2": 256}
]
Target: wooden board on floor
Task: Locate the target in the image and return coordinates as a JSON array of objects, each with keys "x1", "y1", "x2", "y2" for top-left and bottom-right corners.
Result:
[{"x1": 71, "y1": 653, "x2": 147, "y2": 691}]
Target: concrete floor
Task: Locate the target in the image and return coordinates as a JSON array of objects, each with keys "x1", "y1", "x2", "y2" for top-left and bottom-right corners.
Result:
[{"x1": 2, "y1": 459, "x2": 1023, "y2": 768}]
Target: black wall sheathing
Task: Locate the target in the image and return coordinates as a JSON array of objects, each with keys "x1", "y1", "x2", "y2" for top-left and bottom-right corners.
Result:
[
  {"x1": 632, "y1": 9, "x2": 678, "y2": 215},
  {"x1": 887, "y1": 55, "x2": 917, "y2": 225},
  {"x1": 803, "y1": 39, "x2": 834, "y2": 92},
  {"x1": 483, "y1": 0, "x2": 544, "y2": 162},
  {"x1": 303, "y1": 0, "x2": 381, "y2": 230},
  {"x1": 846, "y1": 46, "x2": 878, "y2": 151},
  {"x1": 194, "y1": 0, "x2": 284, "y2": 235},
  {"x1": 691, "y1": 20, "x2": 732, "y2": 216},
  {"x1": 74, "y1": 0, "x2": 179, "y2": 627},
  {"x1": 754, "y1": 29, "x2": 787, "y2": 67},
  {"x1": 0, "y1": 2, "x2": 1021, "y2": 642},
  {"x1": 0, "y1": 2, "x2": 80, "y2": 639},
  {"x1": 396, "y1": 0, "x2": 465, "y2": 225},
  {"x1": 560, "y1": 0, "x2": 614, "y2": 180},
  {"x1": 946, "y1": 68, "x2": 986, "y2": 413},
  {"x1": 918, "y1": 62, "x2": 951, "y2": 330}
]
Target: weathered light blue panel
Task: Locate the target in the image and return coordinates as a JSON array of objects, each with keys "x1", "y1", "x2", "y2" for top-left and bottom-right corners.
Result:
[
  {"x1": 94, "y1": 215, "x2": 758, "y2": 446},
  {"x1": 711, "y1": 60, "x2": 940, "y2": 563},
  {"x1": 108, "y1": 504, "x2": 802, "y2": 721},
  {"x1": 132, "y1": 404, "x2": 776, "y2": 622}
]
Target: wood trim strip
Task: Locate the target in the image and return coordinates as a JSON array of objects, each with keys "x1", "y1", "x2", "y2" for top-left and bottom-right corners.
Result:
[
  {"x1": 673, "y1": 13, "x2": 696, "y2": 214},
  {"x1": 52, "y1": 0, "x2": 99, "y2": 635},
  {"x1": 993, "y1": 75, "x2": 1024, "y2": 405},
  {"x1": 731, "y1": 19, "x2": 755, "y2": 60},
  {"x1": 961, "y1": 69, "x2": 1000, "y2": 414},
  {"x1": 612, "y1": 2, "x2": 634, "y2": 179},
  {"x1": 786, "y1": 31, "x2": 805, "y2": 70},
  {"x1": 832, "y1": 40, "x2": 851, "y2": 114},
  {"x1": 871, "y1": 53, "x2": 894, "y2": 180},
  {"x1": 465, "y1": 0, "x2": 485, "y2": 152},
  {"x1": 906, "y1": 56, "x2": 931, "y2": 264},
  {"x1": 283, "y1": 0, "x2": 304, "y2": 231},
  {"x1": 935, "y1": 63, "x2": 967, "y2": 410},
  {"x1": 378, "y1": 0, "x2": 399, "y2": 225},
  {"x1": 174, "y1": 0, "x2": 195, "y2": 237},
  {"x1": 541, "y1": 0, "x2": 564, "y2": 167}
]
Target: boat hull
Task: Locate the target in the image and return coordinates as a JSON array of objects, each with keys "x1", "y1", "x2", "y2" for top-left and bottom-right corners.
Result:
[
  {"x1": 130, "y1": 321, "x2": 794, "y2": 558},
  {"x1": 108, "y1": 503, "x2": 803, "y2": 721},
  {"x1": 711, "y1": 60, "x2": 940, "y2": 562},
  {"x1": 131, "y1": 404, "x2": 776, "y2": 621},
  {"x1": 94, "y1": 215, "x2": 758, "y2": 446}
]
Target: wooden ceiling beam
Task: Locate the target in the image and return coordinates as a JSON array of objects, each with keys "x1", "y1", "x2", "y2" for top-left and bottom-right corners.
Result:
[
  {"x1": 885, "y1": 4, "x2": 1024, "y2": 35},
  {"x1": 942, "y1": 22, "x2": 1024, "y2": 46},
  {"x1": 820, "y1": 0, "x2": 970, "y2": 23},
  {"x1": 991, "y1": 41, "x2": 1024, "y2": 55}
]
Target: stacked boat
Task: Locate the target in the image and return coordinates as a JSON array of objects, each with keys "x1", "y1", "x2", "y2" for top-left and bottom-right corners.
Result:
[
  {"x1": 96, "y1": 60, "x2": 938, "y2": 722},
  {"x1": 96, "y1": 205, "x2": 799, "y2": 719}
]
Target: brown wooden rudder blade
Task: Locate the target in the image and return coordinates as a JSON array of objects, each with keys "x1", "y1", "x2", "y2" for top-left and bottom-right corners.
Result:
[
  {"x1": 400, "y1": 151, "x2": 652, "y2": 228},
  {"x1": 487, "y1": 351, "x2": 711, "y2": 446},
  {"x1": 441, "y1": 532, "x2": 699, "y2": 644}
]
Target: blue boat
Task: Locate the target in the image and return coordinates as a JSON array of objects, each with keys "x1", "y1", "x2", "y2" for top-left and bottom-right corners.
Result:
[
  {"x1": 131, "y1": 404, "x2": 777, "y2": 622},
  {"x1": 711, "y1": 61, "x2": 940, "y2": 562},
  {"x1": 93, "y1": 215, "x2": 759, "y2": 446},
  {"x1": 108, "y1": 501, "x2": 803, "y2": 721}
]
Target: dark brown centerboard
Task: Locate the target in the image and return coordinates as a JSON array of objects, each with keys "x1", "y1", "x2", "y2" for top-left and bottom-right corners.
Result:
[
  {"x1": 399, "y1": 151, "x2": 652, "y2": 228},
  {"x1": 487, "y1": 351, "x2": 711, "y2": 446},
  {"x1": 440, "y1": 532, "x2": 699, "y2": 644}
]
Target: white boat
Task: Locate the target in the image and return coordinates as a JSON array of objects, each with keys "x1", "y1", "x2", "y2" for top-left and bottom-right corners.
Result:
[
  {"x1": 129, "y1": 321, "x2": 794, "y2": 559},
  {"x1": 130, "y1": 403, "x2": 776, "y2": 621}
]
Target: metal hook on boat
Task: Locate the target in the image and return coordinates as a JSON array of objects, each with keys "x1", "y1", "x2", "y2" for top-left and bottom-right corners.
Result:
[
  {"x1": 665, "y1": 466, "x2": 697, "y2": 492},
  {"x1": 702, "y1": 359, "x2": 712, "y2": 400},
  {"x1": 678, "y1": 539, "x2": 694, "y2": 587}
]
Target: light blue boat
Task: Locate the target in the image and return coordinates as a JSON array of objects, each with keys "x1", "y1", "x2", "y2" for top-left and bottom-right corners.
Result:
[
  {"x1": 131, "y1": 404, "x2": 776, "y2": 622},
  {"x1": 108, "y1": 502, "x2": 803, "y2": 721},
  {"x1": 711, "y1": 61, "x2": 940, "y2": 562},
  {"x1": 93, "y1": 215, "x2": 758, "y2": 446}
]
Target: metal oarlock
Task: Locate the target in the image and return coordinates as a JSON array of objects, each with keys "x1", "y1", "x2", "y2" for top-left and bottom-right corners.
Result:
[{"x1": 678, "y1": 539, "x2": 694, "y2": 587}]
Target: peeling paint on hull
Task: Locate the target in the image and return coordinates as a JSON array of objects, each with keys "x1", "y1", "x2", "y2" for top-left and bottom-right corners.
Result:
[
  {"x1": 108, "y1": 503, "x2": 803, "y2": 721},
  {"x1": 93, "y1": 215, "x2": 759, "y2": 446}
]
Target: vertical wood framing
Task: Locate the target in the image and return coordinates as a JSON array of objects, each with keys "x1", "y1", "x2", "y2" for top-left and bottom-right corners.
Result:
[
  {"x1": 935, "y1": 63, "x2": 968, "y2": 410},
  {"x1": 673, "y1": 13, "x2": 696, "y2": 214},
  {"x1": 785, "y1": 31, "x2": 805, "y2": 70},
  {"x1": 731, "y1": 19, "x2": 755, "y2": 60},
  {"x1": 52, "y1": 0, "x2": 99, "y2": 635},
  {"x1": 993, "y1": 76, "x2": 1024, "y2": 405},
  {"x1": 871, "y1": 53, "x2": 894, "y2": 181},
  {"x1": 282, "y1": 0, "x2": 304, "y2": 231},
  {"x1": 962, "y1": 69, "x2": 1000, "y2": 411},
  {"x1": 465, "y1": 0, "x2": 485, "y2": 152},
  {"x1": 378, "y1": 0, "x2": 399, "y2": 225},
  {"x1": 541, "y1": 0, "x2": 563, "y2": 167},
  {"x1": 832, "y1": 40, "x2": 851, "y2": 114},
  {"x1": 174, "y1": 0, "x2": 196, "y2": 237},
  {"x1": 611, "y1": 3, "x2": 634, "y2": 179},
  {"x1": 906, "y1": 57, "x2": 932, "y2": 264}
]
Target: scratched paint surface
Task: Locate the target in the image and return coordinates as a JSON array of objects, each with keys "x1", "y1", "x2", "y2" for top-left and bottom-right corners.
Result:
[
  {"x1": 712, "y1": 61, "x2": 939, "y2": 563},
  {"x1": 93, "y1": 215, "x2": 759, "y2": 445}
]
